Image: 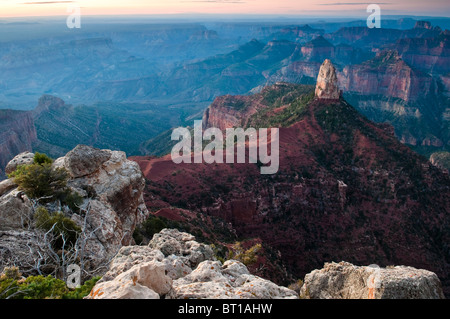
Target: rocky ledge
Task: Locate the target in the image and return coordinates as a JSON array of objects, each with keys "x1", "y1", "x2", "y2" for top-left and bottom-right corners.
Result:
[
  {"x1": 85, "y1": 229, "x2": 445, "y2": 299},
  {"x1": 85, "y1": 228, "x2": 298, "y2": 299}
]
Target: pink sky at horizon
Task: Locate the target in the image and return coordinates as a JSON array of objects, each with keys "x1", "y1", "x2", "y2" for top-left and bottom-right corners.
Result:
[{"x1": 0, "y1": 0, "x2": 449, "y2": 18}]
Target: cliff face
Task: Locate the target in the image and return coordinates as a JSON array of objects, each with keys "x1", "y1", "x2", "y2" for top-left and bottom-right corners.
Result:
[
  {"x1": 202, "y1": 91, "x2": 270, "y2": 130},
  {"x1": 0, "y1": 110, "x2": 37, "y2": 179},
  {"x1": 338, "y1": 50, "x2": 437, "y2": 102},
  {"x1": 301, "y1": 36, "x2": 335, "y2": 62},
  {"x1": 389, "y1": 35, "x2": 450, "y2": 74},
  {"x1": 133, "y1": 79, "x2": 450, "y2": 296}
]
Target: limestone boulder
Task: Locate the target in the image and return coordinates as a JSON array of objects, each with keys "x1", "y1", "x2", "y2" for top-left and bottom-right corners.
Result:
[
  {"x1": 168, "y1": 259, "x2": 298, "y2": 299},
  {"x1": 86, "y1": 280, "x2": 159, "y2": 299},
  {"x1": 87, "y1": 229, "x2": 298, "y2": 299},
  {"x1": 86, "y1": 260, "x2": 172, "y2": 299},
  {"x1": 300, "y1": 261, "x2": 445, "y2": 299},
  {"x1": 100, "y1": 245, "x2": 165, "y2": 282},
  {"x1": 0, "y1": 179, "x2": 16, "y2": 197},
  {"x1": 149, "y1": 228, "x2": 214, "y2": 269},
  {"x1": 0, "y1": 188, "x2": 33, "y2": 230},
  {"x1": 4, "y1": 152, "x2": 34, "y2": 175},
  {"x1": 63, "y1": 144, "x2": 111, "y2": 178}
]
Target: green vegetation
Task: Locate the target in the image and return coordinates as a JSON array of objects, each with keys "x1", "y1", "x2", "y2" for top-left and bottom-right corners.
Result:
[
  {"x1": 8, "y1": 162, "x2": 68, "y2": 201},
  {"x1": 34, "y1": 101, "x2": 181, "y2": 159},
  {"x1": 0, "y1": 267, "x2": 100, "y2": 299},
  {"x1": 34, "y1": 207, "x2": 81, "y2": 247},
  {"x1": 247, "y1": 86, "x2": 314, "y2": 129},
  {"x1": 227, "y1": 242, "x2": 262, "y2": 267},
  {"x1": 8, "y1": 153, "x2": 83, "y2": 209},
  {"x1": 62, "y1": 276, "x2": 101, "y2": 299},
  {"x1": 33, "y1": 152, "x2": 53, "y2": 165},
  {"x1": 133, "y1": 215, "x2": 187, "y2": 244},
  {"x1": 288, "y1": 279, "x2": 304, "y2": 296},
  {"x1": 261, "y1": 83, "x2": 313, "y2": 107}
]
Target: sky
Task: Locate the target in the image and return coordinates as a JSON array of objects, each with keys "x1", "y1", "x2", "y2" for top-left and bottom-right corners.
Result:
[{"x1": 0, "y1": 0, "x2": 449, "y2": 18}]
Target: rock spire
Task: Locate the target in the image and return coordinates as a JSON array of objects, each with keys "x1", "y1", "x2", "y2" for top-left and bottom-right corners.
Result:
[{"x1": 315, "y1": 59, "x2": 340, "y2": 100}]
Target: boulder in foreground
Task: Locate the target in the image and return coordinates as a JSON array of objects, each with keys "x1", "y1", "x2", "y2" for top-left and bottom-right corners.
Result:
[
  {"x1": 86, "y1": 228, "x2": 298, "y2": 299},
  {"x1": 300, "y1": 261, "x2": 445, "y2": 299}
]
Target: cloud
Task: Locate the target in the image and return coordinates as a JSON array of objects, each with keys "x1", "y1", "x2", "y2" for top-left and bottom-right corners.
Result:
[
  {"x1": 181, "y1": 0, "x2": 246, "y2": 3},
  {"x1": 22, "y1": 1, "x2": 74, "y2": 4},
  {"x1": 319, "y1": 2, "x2": 391, "y2": 5}
]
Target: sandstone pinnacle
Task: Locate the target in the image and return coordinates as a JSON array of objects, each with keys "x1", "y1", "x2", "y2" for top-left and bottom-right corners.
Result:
[{"x1": 315, "y1": 59, "x2": 340, "y2": 100}]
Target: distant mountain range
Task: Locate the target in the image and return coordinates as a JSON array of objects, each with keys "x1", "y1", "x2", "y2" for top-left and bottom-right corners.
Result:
[{"x1": 0, "y1": 17, "x2": 449, "y2": 176}]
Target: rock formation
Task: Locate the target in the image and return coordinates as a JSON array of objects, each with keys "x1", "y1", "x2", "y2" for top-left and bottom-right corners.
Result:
[
  {"x1": 133, "y1": 83, "x2": 450, "y2": 296},
  {"x1": 414, "y1": 20, "x2": 433, "y2": 30},
  {"x1": 315, "y1": 59, "x2": 340, "y2": 100},
  {"x1": 0, "y1": 111, "x2": 37, "y2": 180},
  {"x1": 0, "y1": 145, "x2": 149, "y2": 276},
  {"x1": 430, "y1": 152, "x2": 450, "y2": 172},
  {"x1": 86, "y1": 229, "x2": 445, "y2": 299},
  {"x1": 300, "y1": 261, "x2": 445, "y2": 299},
  {"x1": 339, "y1": 50, "x2": 438, "y2": 102},
  {"x1": 391, "y1": 35, "x2": 450, "y2": 74},
  {"x1": 4, "y1": 152, "x2": 34, "y2": 176},
  {"x1": 85, "y1": 228, "x2": 298, "y2": 299}
]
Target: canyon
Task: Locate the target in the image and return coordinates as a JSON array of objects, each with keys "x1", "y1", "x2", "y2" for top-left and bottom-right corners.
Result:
[
  {"x1": 0, "y1": 110, "x2": 37, "y2": 179},
  {"x1": 132, "y1": 65, "x2": 450, "y2": 296},
  {"x1": 0, "y1": 16, "x2": 449, "y2": 299}
]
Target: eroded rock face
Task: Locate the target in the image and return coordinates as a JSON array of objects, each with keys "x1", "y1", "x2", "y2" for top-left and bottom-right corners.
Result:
[
  {"x1": 430, "y1": 152, "x2": 450, "y2": 171},
  {"x1": 339, "y1": 50, "x2": 438, "y2": 102},
  {"x1": 4, "y1": 152, "x2": 34, "y2": 176},
  {"x1": 86, "y1": 260, "x2": 171, "y2": 299},
  {"x1": 300, "y1": 261, "x2": 445, "y2": 299},
  {"x1": 55, "y1": 145, "x2": 149, "y2": 265},
  {"x1": 149, "y1": 228, "x2": 214, "y2": 269},
  {"x1": 315, "y1": 59, "x2": 340, "y2": 100},
  {"x1": 0, "y1": 111, "x2": 37, "y2": 180},
  {"x1": 63, "y1": 145, "x2": 111, "y2": 178},
  {"x1": 0, "y1": 145, "x2": 149, "y2": 276},
  {"x1": 86, "y1": 228, "x2": 298, "y2": 299},
  {"x1": 0, "y1": 189, "x2": 33, "y2": 230},
  {"x1": 0, "y1": 179, "x2": 16, "y2": 198}
]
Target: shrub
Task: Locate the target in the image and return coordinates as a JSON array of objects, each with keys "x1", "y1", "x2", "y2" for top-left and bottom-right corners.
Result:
[
  {"x1": 20, "y1": 275, "x2": 69, "y2": 299},
  {"x1": 0, "y1": 267, "x2": 21, "y2": 281},
  {"x1": 34, "y1": 207, "x2": 81, "y2": 247},
  {"x1": 227, "y1": 242, "x2": 262, "y2": 266},
  {"x1": 143, "y1": 216, "x2": 167, "y2": 238},
  {"x1": 9, "y1": 151, "x2": 84, "y2": 211},
  {"x1": 62, "y1": 276, "x2": 101, "y2": 299},
  {"x1": 0, "y1": 271, "x2": 101, "y2": 299},
  {"x1": 133, "y1": 215, "x2": 167, "y2": 244},
  {"x1": 58, "y1": 188, "x2": 84, "y2": 213},
  {"x1": 0, "y1": 274, "x2": 67, "y2": 299},
  {"x1": 33, "y1": 152, "x2": 53, "y2": 165},
  {"x1": 9, "y1": 163, "x2": 68, "y2": 202}
]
